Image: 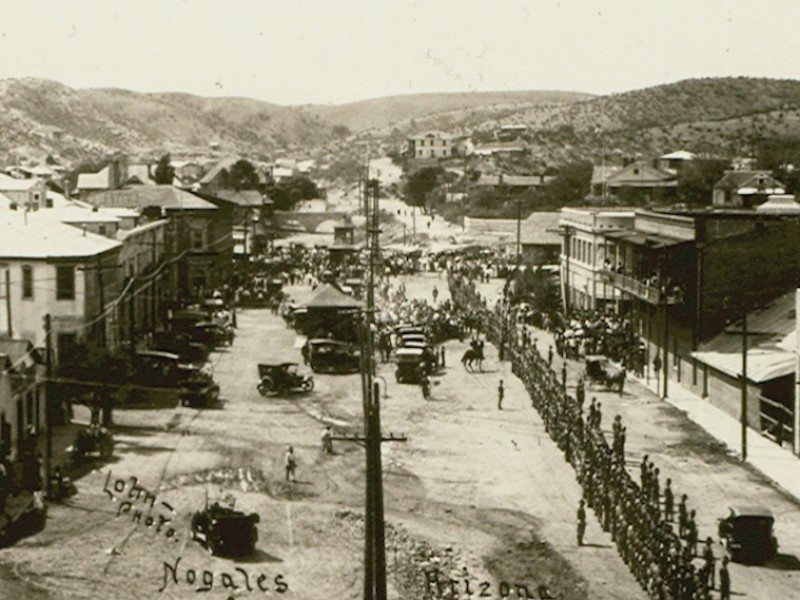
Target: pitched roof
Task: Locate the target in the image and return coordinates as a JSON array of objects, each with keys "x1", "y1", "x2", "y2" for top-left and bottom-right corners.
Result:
[
  {"x1": 203, "y1": 189, "x2": 272, "y2": 207},
  {"x1": 88, "y1": 186, "x2": 217, "y2": 211},
  {"x1": 0, "y1": 174, "x2": 47, "y2": 191},
  {"x1": 756, "y1": 194, "x2": 800, "y2": 214},
  {"x1": 660, "y1": 150, "x2": 696, "y2": 161},
  {"x1": 521, "y1": 212, "x2": 563, "y2": 245},
  {"x1": 77, "y1": 167, "x2": 111, "y2": 190},
  {"x1": 301, "y1": 283, "x2": 364, "y2": 309},
  {"x1": 606, "y1": 162, "x2": 677, "y2": 187},
  {"x1": 0, "y1": 337, "x2": 36, "y2": 369},
  {"x1": 714, "y1": 170, "x2": 783, "y2": 192},
  {"x1": 199, "y1": 157, "x2": 239, "y2": 185},
  {"x1": 591, "y1": 165, "x2": 622, "y2": 186},
  {"x1": 0, "y1": 212, "x2": 121, "y2": 259}
]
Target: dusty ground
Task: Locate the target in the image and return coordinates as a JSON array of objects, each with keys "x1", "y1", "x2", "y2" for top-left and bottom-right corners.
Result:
[{"x1": 2, "y1": 274, "x2": 798, "y2": 599}]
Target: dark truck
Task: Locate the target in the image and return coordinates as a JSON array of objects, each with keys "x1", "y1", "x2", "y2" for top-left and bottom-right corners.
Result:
[
  {"x1": 191, "y1": 499, "x2": 259, "y2": 556},
  {"x1": 718, "y1": 505, "x2": 778, "y2": 563}
]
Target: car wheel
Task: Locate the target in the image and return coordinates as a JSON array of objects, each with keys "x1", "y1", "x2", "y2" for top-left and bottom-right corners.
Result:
[{"x1": 301, "y1": 378, "x2": 314, "y2": 393}]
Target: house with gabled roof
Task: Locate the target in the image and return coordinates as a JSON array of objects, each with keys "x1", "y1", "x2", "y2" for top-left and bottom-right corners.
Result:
[
  {"x1": 712, "y1": 170, "x2": 785, "y2": 208},
  {"x1": 605, "y1": 161, "x2": 678, "y2": 203}
]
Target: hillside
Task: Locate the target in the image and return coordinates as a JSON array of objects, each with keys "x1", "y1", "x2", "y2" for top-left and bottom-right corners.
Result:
[
  {"x1": 2, "y1": 77, "x2": 800, "y2": 168},
  {"x1": 0, "y1": 79, "x2": 589, "y2": 163},
  {"x1": 464, "y1": 77, "x2": 800, "y2": 166}
]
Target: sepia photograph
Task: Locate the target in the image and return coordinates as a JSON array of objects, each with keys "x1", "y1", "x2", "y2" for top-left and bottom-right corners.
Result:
[{"x1": 1, "y1": 1, "x2": 800, "y2": 598}]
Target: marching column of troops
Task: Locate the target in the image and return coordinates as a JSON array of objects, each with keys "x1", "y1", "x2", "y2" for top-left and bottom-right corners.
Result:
[{"x1": 448, "y1": 274, "x2": 730, "y2": 600}]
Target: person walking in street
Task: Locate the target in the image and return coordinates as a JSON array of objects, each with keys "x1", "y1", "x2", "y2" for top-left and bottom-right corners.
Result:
[
  {"x1": 321, "y1": 425, "x2": 333, "y2": 455},
  {"x1": 577, "y1": 499, "x2": 586, "y2": 546},
  {"x1": 719, "y1": 556, "x2": 730, "y2": 600},
  {"x1": 497, "y1": 379, "x2": 504, "y2": 410},
  {"x1": 547, "y1": 345, "x2": 554, "y2": 367},
  {"x1": 618, "y1": 367, "x2": 627, "y2": 397},
  {"x1": 284, "y1": 446, "x2": 297, "y2": 483}
]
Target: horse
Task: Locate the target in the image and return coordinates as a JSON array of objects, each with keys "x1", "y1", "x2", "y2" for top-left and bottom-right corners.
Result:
[{"x1": 461, "y1": 347, "x2": 484, "y2": 372}]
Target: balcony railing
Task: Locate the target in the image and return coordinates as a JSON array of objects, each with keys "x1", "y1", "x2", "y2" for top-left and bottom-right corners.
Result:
[{"x1": 600, "y1": 270, "x2": 683, "y2": 305}]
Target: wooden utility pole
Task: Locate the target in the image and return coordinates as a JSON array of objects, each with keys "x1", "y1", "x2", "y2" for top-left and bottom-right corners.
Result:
[
  {"x1": 44, "y1": 314, "x2": 53, "y2": 487},
  {"x1": 741, "y1": 309, "x2": 748, "y2": 461},
  {"x1": 340, "y1": 175, "x2": 407, "y2": 600},
  {"x1": 4, "y1": 267, "x2": 12, "y2": 338},
  {"x1": 515, "y1": 198, "x2": 522, "y2": 270}
]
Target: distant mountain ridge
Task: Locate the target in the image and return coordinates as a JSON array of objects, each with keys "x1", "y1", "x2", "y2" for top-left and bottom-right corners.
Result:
[{"x1": 1, "y1": 76, "x2": 800, "y2": 166}]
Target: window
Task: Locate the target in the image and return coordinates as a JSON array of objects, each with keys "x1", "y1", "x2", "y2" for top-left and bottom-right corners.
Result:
[
  {"x1": 56, "y1": 265, "x2": 75, "y2": 300},
  {"x1": 22, "y1": 265, "x2": 33, "y2": 299},
  {"x1": 45, "y1": 197, "x2": 53, "y2": 208},
  {"x1": 57, "y1": 333, "x2": 78, "y2": 363},
  {"x1": 98, "y1": 225, "x2": 107, "y2": 236},
  {"x1": 191, "y1": 229, "x2": 206, "y2": 250}
]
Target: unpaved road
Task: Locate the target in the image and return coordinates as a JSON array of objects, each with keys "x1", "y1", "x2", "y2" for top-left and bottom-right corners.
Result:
[{"x1": 2, "y1": 274, "x2": 798, "y2": 599}]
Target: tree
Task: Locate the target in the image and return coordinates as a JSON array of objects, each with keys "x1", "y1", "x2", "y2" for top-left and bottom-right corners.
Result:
[
  {"x1": 677, "y1": 159, "x2": 730, "y2": 205},
  {"x1": 228, "y1": 159, "x2": 260, "y2": 191},
  {"x1": 277, "y1": 175, "x2": 320, "y2": 202},
  {"x1": 405, "y1": 166, "x2": 444, "y2": 209},
  {"x1": 153, "y1": 153, "x2": 175, "y2": 184}
]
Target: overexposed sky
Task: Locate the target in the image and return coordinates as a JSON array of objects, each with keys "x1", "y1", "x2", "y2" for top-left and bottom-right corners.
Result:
[{"x1": 2, "y1": 0, "x2": 799, "y2": 105}]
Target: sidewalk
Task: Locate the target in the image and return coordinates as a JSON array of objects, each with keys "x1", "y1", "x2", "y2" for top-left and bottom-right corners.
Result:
[
  {"x1": 467, "y1": 278, "x2": 800, "y2": 504},
  {"x1": 633, "y1": 371, "x2": 800, "y2": 502}
]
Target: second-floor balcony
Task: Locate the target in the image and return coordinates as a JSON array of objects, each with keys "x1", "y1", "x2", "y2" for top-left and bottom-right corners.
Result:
[{"x1": 601, "y1": 270, "x2": 684, "y2": 305}]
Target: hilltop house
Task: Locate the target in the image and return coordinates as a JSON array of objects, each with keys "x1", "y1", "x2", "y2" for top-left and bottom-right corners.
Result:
[
  {"x1": 605, "y1": 161, "x2": 678, "y2": 204},
  {"x1": 407, "y1": 132, "x2": 453, "y2": 160},
  {"x1": 712, "y1": 170, "x2": 784, "y2": 208}
]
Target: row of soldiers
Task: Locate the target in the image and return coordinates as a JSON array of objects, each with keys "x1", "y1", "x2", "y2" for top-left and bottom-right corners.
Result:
[
  {"x1": 443, "y1": 274, "x2": 735, "y2": 600},
  {"x1": 509, "y1": 336, "x2": 730, "y2": 599}
]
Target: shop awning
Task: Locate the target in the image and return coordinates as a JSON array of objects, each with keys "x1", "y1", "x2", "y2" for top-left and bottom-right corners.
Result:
[{"x1": 691, "y1": 349, "x2": 795, "y2": 384}]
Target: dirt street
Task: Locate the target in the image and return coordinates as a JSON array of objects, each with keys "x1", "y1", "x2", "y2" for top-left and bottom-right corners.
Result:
[{"x1": 2, "y1": 274, "x2": 798, "y2": 599}]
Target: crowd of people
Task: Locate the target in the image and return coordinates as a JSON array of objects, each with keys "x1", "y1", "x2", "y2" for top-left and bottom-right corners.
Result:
[{"x1": 449, "y1": 274, "x2": 729, "y2": 600}]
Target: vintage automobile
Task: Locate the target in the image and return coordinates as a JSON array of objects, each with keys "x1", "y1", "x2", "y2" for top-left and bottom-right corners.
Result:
[
  {"x1": 306, "y1": 339, "x2": 361, "y2": 374},
  {"x1": 152, "y1": 331, "x2": 209, "y2": 364},
  {"x1": 185, "y1": 322, "x2": 235, "y2": 348},
  {"x1": 583, "y1": 355, "x2": 623, "y2": 390},
  {"x1": 70, "y1": 425, "x2": 114, "y2": 464},
  {"x1": 178, "y1": 365, "x2": 221, "y2": 408},
  {"x1": 718, "y1": 505, "x2": 778, "y2": 563},
  {"x1": 191, "y1": 499, "x2": 259, "y2": 557},
  {"x1": 130, "y1": 351, "x2": 220, "y2": 406},
  {"x1": 0, "y1": 490, "x2": 46, "y2": 547},
  {"x1": 395, "y1": 347, "x2": 429, "y2": 384},
  {"x1": 399, "y1": 333, "x2": 427, "y2": 348},
  {"x1": 257, "y1": 363, "x2": 315, "y2": 395}
]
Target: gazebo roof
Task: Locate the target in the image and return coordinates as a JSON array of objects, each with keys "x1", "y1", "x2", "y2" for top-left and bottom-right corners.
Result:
[{"x1": 301, "y1": 283, "x2": 364, "y2": 309}]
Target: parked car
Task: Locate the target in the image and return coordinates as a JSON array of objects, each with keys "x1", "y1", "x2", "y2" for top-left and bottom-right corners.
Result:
[
  {"x1": 191, "y1": 499, "x2": 259, "y2": 556},
  {"x1": 306, "y1": 339, "x2": 360, "y2": 374},
  {"x1": 185, "y1": 322, "x2": 235, "y2": 348},
  {"x1": 718, "y1": 505, "x2": 778, "y2": 563},
  {"x1": 152, "y1": 331, "x2": 209, "y2": 364}
]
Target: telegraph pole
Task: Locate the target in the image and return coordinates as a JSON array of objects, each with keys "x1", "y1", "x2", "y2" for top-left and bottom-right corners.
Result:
[
  {"x1": 741, "y1": 309, "x2": 748, "y2": 461},
  {"x1": 338, "y1": 174, "x2": 407, "y2": 600},
  {"x1": 44, "y1": 314, "x2": 53, "y2": 488}
]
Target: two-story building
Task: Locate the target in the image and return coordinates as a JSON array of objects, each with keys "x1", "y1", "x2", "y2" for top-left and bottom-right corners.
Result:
[
  {"x1": 0, "y1": 210, "x2": 122, "y2": 362},
  {"x1": 407, "y1": 132, "x2": 453, "y2": 160},
  {"x1": 559, "y1": 207, "x2": 636, "y2": 311},
  {"x1": 88, "y1": 186, "x2": 233, "y2": 302},
  {"x1": 599, "y1": 209, "x2": 800, "y2": 434}
]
